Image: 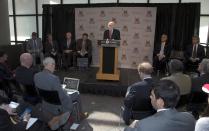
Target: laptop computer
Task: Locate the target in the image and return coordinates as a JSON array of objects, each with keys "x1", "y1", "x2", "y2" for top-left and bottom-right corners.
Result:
[{"x1": 63, "y1": 77, "x2": 80, "y2": 94}]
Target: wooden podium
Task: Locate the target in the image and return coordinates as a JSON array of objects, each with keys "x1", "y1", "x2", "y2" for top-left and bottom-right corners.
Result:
[{"x1": 96, "y1": 40, "x2": 120, "y2": 81}]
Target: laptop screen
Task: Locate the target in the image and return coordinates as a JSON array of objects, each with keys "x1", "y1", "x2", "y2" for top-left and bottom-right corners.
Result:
[{"x1": 63, "y1": 77, "x2": 80, "y2": 90}]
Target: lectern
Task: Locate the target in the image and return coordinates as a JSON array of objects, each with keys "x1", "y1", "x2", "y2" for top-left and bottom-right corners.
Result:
[{"x1": 96, "y1": 40, "x2": 120, "y2": 81}]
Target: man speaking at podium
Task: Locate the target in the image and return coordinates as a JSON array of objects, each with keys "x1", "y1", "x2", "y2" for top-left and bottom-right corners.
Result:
[{"x1": 103, "y1": 21, "x2": 120, "y2": 40}]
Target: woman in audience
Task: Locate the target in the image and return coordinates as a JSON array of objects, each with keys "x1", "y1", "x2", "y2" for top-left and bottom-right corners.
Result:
[{"x1": 195, "y1": 84, "x2": 209, "y2": 131}]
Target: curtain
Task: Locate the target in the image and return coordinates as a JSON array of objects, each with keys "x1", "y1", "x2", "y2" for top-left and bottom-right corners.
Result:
[
  {"x1": 42, "y1": 5, "x2": 75, "y2": 43},
  {"x1": 42, "y1": 3, "x2": 200, "y2": 51},
  {"x1": 154, "y1": 3, "x2": 200, "y2": 50}
]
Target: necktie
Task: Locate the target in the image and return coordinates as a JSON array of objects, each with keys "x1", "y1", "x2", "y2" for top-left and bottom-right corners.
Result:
[
  {"x1": 192, "y1": 45, "x2": 197, "y2": 58},
  {"x1": 109, "y1": 30, "x2": 112, "y2": 39}
]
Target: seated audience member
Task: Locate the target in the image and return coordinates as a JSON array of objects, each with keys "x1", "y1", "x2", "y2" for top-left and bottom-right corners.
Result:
[
  {"x1": 195, "y1": 84, "x2": 209, "y2": 131},
  {"x1": 44, "y1": 34, "x2": 59, "y2": 66},
  {"x1": 74, "y1": 33, "x2": 92, "y2": 67},
  {"x1": 123, "y1": 62, "x2": 155, "y2": 125},
  {"x1": 124, "y1": 80, "x2": 195, "y2": 131},
  {"x1": 161, "y1": 59, "x2": 191, "y2": 106},
  {"x1": 15, "y1": 53, "x2": 39, "y2": 103},
  {"x1": 192, "y1": 59, "x2": 209, "y2": 92},
  {"x1": 0, "y1": 96, "x2": 70, "y2": 131},
  {"x1": 184, "y1": 35, "x2": 205, "y2": 72},
  {"x1": 0, "y1": 51, "x2": 15, "y2": 99},
  {"x1": 15, "y1": 53, "x2": 37, "y2": 86},
  {"x1": 61, "y1": 32, "x2": 76, "y2": 69},
  {"x1": 26, "y1": 32, "x2": 44, "y2": 66},
  {"x1": 153, "y1": 33, "x2": 171, "y2": 74},
  {"x1": 34, "y1": 57, "x2": 84, "y2": 119},
  {"x1": 188, "y1": 59, "x2": 209, "y2": 119}
]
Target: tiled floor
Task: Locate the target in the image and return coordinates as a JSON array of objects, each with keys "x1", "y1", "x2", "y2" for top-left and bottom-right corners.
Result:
[{"x1": 77, "y1": 94, "x2": 126, "y2": 131}]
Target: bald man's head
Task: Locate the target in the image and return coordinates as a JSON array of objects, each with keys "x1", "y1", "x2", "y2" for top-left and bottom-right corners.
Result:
[
  {"x1": 108, "y1": 21, "x2": 115, "y2": 30},
  {"x1": 20, "y1": 53, "x2": 33, "y2": 68}
]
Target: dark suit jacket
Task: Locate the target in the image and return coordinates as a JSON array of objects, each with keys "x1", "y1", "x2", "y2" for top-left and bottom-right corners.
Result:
[
  {"x1": 15, "y1": 66, "x2": 37, "y2": 86},
  {"x1": 125, "y1": 109, "x2": 195, "y2": 131},
  {"x1": 103, "y1": 29, "x2": 120, "y2": 40},
  {"x1": 44, "y1": 40, "x2": 59, "y2": 56},
  {"x1": 191, "y1": 73, "x2": 209, "y2": 92},
  {"x1": 124, "y1": 78, "x2": 154, "y2": 111},
  {"x1": 76, "y1": 39, "x2": 92, "y2": 56},
  {"x1": 153, "y1": 42, "x2": 171, "y2": 60},
  {"x1": 184, "y1": 44, "x2": 205, "y2": 61},
  {"x1": 0, "y1": 63, "x2": 14, "y2": 80},
  {"x1": 61, "y1": 39, "x2": 75, "y2": 53}
]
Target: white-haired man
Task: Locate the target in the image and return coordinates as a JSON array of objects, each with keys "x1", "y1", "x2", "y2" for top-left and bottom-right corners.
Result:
[
  {"x1": 34, "y1": 57, "x2": 85, "y2": 121},
  {"x1": 103, "y1": 21, "x2": 120, "y2": 40}
]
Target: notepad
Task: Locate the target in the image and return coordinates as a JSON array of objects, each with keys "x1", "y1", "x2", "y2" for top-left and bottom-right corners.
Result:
[
  {"x1": 70, "y1": 123, "x2": 80, "y2": 130},
  {"x1": 26, "y1": 118, "x2": 38, "y2": 130},
  {"x1": 9, "y1": 101, "x2": 19, "y2": 109}
]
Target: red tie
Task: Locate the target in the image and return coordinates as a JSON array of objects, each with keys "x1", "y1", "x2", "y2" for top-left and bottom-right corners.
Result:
[{"x1": 109, "y1": 30, "x2": 112, "y2": 39}]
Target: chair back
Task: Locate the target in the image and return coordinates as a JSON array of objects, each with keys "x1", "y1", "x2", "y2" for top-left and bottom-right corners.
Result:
[
  {"x1": 19, "y1": 84, "x2": 39, "y2": 97},
  {"x1": 170, "y1": 50, "x2": 185, "y2": 60},
  {"x1": 189, "y1": 92, "x2": 208, "y2": 104},
  {"x1": 37, "y1": 88, "x2": 61, "y2": 105}
]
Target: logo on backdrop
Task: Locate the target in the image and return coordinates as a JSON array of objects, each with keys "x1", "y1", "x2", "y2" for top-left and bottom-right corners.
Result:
[
  {"x1": 132, "y1": 61, "x2": 137, "y2": 68},
  {"x1": 112, "y1": 17, "x2": 117, "y2": 24},
  {"x1": 146, "y1": 10, "x2": 152, "y2": 17},
  {"x1": 100, "y1": 10, "x2": 106, "y2": 17},
  {"x1": 122, "y1": 25, "x2": 128, "y2": 32},
  {"x1": 122, "y1": 40, "x2": 128, "y2": 46},
  {"x1": 122, "y1": 10, "x2": 129, "y2": 17},
  {"x1": 134, "y1": 18, "x2": 140, "y2": 24},
  {"x1": 100, "y1": 25, "x2": 105, "y2": 31},
  {"x1": 145, "y1": 40, "x2": 151, "y2": 47},
  {"x1": 78, "y1": 11, "x2": 84, "y2": 17},
  {"x1": 89, "y1": 32, "x2": 95, "y2": 39},
  {"x1": 143, "y1": 56, "x2": 150, "y2": 62},
  {"x1": 146, "y1": 25, "x2": 152, "y2": 32},
  {"x1": 133, "y1": 48, "x2": 139, "y2": 54},
  {"x1": 79, "y1": 25, "x2": 84, "y2": 31},
  {"x1": 121, "y1": 54, "x2": 127, "y2": 61},
  {"x1": 89, "y1": 18, "x2": 95, "y2": 24},
  {"x1": 133, "y1": 33, "x2": 140, "y2": 39}
]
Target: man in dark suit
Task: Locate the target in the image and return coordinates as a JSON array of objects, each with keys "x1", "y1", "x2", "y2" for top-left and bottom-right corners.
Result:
[
  {"x1": 61, "y1": 32, "x2": 76, "y2": 69},
  {"x1": 73, "y1": 33, "x2": 92, "y2": 67},
  {"x1": 125, "y1": 80, "x2": 195, "y2": 131},
  {"x1": 153, "y1": 33, "x2": 171, "y2": 74},
  {"x1": 184, "y1": 36, "x2": 205, "y2": 71},
  {"x1": 15, "y1": 53, "x2": 37, "y2": 86},
  {"x1": 103, "y1": 21, "x2": 120, "y2": 40},
  {"x1": 123, "y1": 62, "x2": 155, "y2": 125},
  {"x1": 26, "y1": 32, "x2": 44, "y2": 66}
]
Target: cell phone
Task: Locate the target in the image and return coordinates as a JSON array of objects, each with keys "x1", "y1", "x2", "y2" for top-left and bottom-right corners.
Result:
[{"x1": 20, "y1": 108, "x2": 32, "y2": 120}]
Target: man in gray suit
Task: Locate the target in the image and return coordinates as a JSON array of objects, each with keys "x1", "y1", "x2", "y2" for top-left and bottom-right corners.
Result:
[
  {"x1": 34, "y1": 57, "x2": 73, "y2": 116},
  {"x1": 124, "y1": 80, "x2": 195, "y2": 131},
  {"x1": 26, "y1": 32, "x2": 44, "y2": 66}
]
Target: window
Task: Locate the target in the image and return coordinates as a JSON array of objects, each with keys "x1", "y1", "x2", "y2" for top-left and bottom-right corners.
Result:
[
  {"x1": 15, "y1": 0, "x2": 36, "y2": 14},
  {"x1": 199, "y1": 17, "x2": 209, "y2": 43},
  {"x1": 16, "y1": 16, "x2": 36, "y2": 41}
]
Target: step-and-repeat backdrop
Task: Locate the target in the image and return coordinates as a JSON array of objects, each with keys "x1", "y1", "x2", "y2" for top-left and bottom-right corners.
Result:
[{"x1": 75, "y1": 7, "x2": 157, "y2": 69}]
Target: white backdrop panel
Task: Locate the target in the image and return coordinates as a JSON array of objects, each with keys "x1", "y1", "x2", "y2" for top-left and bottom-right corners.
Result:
[{"x1": 75, "y1": 7, "x2": 157, "y2": 69}]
